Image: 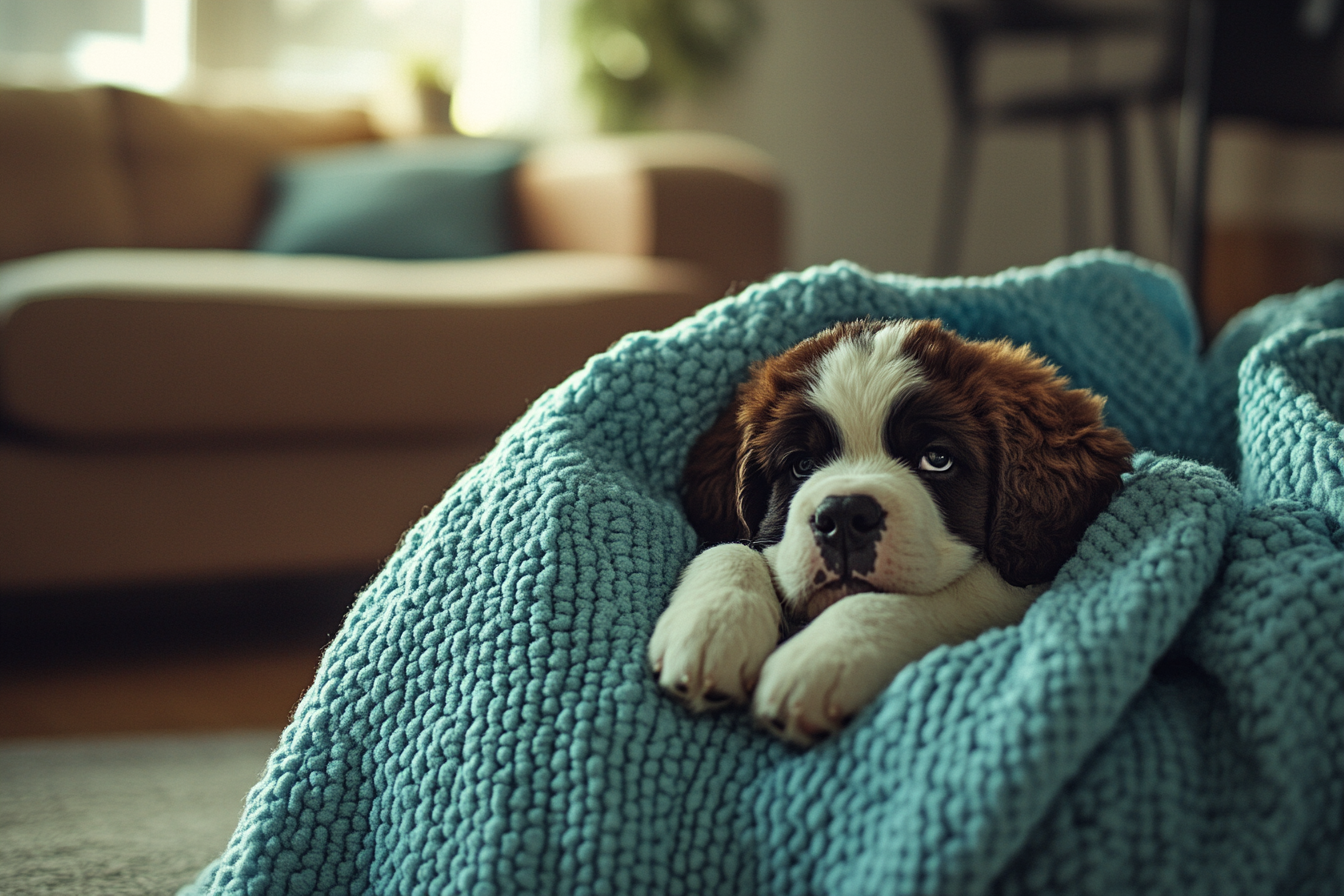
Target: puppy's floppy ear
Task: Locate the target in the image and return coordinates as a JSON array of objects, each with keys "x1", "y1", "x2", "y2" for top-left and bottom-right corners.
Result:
[
  {"x1": 985, "y1": 385, "x2": 1133, "y2": 587},
  {"x1": 681, "y1": 394, "x2": 770, "y2": 545}
]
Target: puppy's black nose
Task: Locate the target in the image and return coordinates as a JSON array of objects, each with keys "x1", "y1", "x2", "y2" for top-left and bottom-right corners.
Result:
[
  {"x1": 811, "y1": 494, "x2": 886, "y2": 575},
  {"x1": 813, "y1": 494, "x2": 885, "y2": 542}
]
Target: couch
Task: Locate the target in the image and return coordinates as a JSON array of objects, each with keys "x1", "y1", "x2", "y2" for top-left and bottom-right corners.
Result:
[{"x1": 0, "y1": 86, "x2": 784, "y2": 593}]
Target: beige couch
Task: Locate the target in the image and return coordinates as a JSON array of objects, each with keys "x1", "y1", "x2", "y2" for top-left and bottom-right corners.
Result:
[{"x1": 0, "y1": 86, "x2": 784, "y2": 593}]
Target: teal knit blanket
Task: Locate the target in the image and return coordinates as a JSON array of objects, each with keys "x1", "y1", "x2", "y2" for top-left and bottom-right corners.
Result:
[{"x1": 185, "y1": 251, "x2": 1344, "y2": 895}]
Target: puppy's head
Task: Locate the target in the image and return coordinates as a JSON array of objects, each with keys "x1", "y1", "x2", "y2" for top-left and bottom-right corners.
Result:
[{"x1": 683, "y1": 319, "x2": 1133, "y2": 619}]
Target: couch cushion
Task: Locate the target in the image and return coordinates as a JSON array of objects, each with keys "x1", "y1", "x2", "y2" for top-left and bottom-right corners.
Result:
[
  {"x1": 0, "y1": 87, "x2": 137, "y2": 264},
  {"x1": 515, "y1": 132, "x2": 784, "y2": 290},
  {"x1": 255, "y1": 137, "x2": 528, "y2": 259},
  {"x1": 109, "y1": 89, "x2": 377, "y2": 250},
  {"x1": 0, "y1": 248, "x2": 718, "y2": 442}
]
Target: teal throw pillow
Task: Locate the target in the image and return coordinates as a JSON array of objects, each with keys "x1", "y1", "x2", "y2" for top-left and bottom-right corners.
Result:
[{"x1": 254, "y1": 137, "x2": 527, "y2": 259}]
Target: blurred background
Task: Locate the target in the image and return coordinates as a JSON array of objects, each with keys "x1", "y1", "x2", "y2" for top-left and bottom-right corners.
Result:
[
  {"x1": 5, "y1": 0, "x2": 1343, "y2": 319},
  {"x1": 5, "y1": 11, "x2": 1343, "y2": 891}
]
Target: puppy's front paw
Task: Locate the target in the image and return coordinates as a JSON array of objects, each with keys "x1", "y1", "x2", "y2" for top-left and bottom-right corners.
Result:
[
  {"x1": 752, "y1": 595, "x2": 907, "y2": 746},
  {"x1": 649, "y1": 544, "x2": 781, "y2": 713},
  {"x1": 649, "y1": 591, "x2": 779, "y2": 712}
]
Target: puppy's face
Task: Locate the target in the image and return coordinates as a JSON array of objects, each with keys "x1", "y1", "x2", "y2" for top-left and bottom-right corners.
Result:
[{"x1": 683, "y1": 319, "x2": 1133, "y2": 623}]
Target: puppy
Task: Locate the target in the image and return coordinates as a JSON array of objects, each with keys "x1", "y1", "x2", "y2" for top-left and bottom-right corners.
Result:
[{"x1": 648, "y1": 319, "x2": 1133, "y2": 745}]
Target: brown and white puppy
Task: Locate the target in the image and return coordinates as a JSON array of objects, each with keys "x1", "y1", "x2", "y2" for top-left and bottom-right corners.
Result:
[{"x1": 648, "y1": 319, "x2": 1133, "y2": 745}]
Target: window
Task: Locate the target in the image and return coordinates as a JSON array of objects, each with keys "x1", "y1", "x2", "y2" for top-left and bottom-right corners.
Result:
[{"x1": 0, "y1": 0, "x2": 582, "y2": 135}]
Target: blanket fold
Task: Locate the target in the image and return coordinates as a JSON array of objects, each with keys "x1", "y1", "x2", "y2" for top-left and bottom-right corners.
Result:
[{"x1": 186, "y1": 252, "x2": 1344, "y2": 896}]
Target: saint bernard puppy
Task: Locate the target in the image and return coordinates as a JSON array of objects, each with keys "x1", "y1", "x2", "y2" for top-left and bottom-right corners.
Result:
[{"x1": 648, "y1": 319, "x2": 1134, "y2": 746}]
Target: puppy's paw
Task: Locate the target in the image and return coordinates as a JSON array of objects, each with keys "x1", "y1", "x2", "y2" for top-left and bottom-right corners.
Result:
[
  {"x1": 752, "y1": 596, "x2": 906, "y2": 746},
  {"x1": 649, "y1": 544, "x2": 781, "y2": 713},
  {"x1": 649, "y1": 587, "x2": 780, "y2": 712}
]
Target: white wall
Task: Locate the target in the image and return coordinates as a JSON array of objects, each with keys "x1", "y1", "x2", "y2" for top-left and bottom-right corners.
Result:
[{"x1": 660, "y1": 0, "x2": 1173, "y2": 278}]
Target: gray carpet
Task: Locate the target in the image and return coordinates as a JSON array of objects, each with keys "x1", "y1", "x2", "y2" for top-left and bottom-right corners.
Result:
[{"x1": 0, "y1": 731, "x2": 279, "y2": 896}]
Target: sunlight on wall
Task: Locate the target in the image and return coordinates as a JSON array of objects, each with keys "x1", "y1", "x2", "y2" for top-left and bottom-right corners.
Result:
[
  {"x1": 451, "y1": 0, "x2": 540, "y2": 136},
  {"x1": 0, "y1": 0, "x2": 588, "y2": 137},
  {"x1": 68, "y1": 0, "x2": 192, "y2": 94}
]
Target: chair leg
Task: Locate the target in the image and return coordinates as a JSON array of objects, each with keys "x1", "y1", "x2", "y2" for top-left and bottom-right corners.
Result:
[
  {"x1": 1063, "y1": 120, "x2": 1091, "y2": 253},
  {"x1": 1150, "y1": 101, "x2": 1178, "y2": 226},
  {"x1": 1172, "y1": 0, "x2": 1215, "y2": 331},
  {"x1": 1106, "y1": 106, "x2": 1133, "y2": 251},
  {"x1": 932, "y1": 117, "x2": 977, "y2": 276},
  {"x1": 1064, "y1": 36, "x2": 1097, "y2": 253}
]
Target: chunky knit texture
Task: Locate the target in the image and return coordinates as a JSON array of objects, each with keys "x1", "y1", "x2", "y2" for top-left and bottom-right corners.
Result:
[{"x1": 184, "y1": 251, "x2": 1344, "y2": 896}]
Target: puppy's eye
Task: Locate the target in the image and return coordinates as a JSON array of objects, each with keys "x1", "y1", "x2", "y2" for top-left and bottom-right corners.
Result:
[
  {"x1": 791, "y1": 457, "x2": 817, "y2": 479},
  {"x1": 919, "y1": 450, "x2": 953, "y2": 473}
]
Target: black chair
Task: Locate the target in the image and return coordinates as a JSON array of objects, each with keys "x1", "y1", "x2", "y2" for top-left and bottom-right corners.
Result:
[
  {"x1": 1171, "y1": 0, "x2": 1344, "y2": 327},
  {"x1": 924, "y1": 0, "x2": 1187, "y2": 275}
]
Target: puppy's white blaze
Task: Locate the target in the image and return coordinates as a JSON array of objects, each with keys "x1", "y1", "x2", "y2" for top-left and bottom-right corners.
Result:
[{"x1": 805, "y1": 321, "x2": 923, "y2": 457}]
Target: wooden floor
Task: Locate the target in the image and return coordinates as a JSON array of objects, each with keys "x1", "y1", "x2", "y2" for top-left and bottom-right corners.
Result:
[
  {"x1": 1201, "y1": 223, "x2": 1344, "y2": 341},
  {"x1": 0, "y1": 572, "x2": 369, "y2": 738}
]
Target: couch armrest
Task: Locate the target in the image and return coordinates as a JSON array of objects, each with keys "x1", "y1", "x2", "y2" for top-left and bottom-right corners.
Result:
[{"x1": 514, "y1": 132, "x2": 785, "y2": 294}]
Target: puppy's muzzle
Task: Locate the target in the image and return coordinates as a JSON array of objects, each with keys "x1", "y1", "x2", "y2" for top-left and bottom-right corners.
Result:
[{"x1": 810, "y1": 494, "x2": 887, "y2": 577}]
